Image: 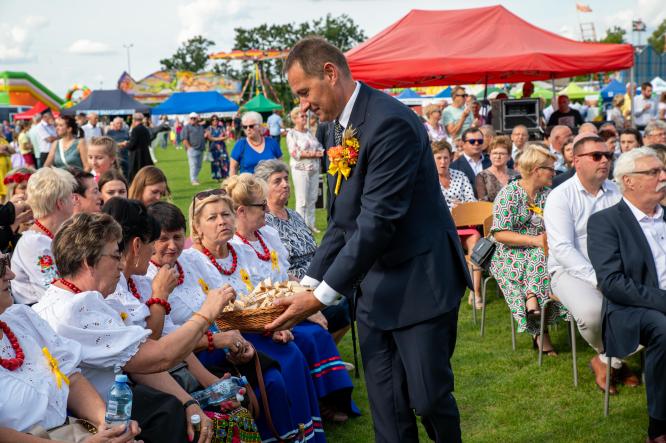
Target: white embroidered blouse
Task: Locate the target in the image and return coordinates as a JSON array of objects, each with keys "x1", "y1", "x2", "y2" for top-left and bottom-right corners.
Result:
[
  {"x1": 0, "y1": 304, "x2": 82, "y2": 431},
  {"x1": 33, "y1": 286, "x2": 151, "y2": 401},
  {"x1": 10, "y1": 231, "x2": 58, "y2": 304},
  {"x1": 231, "y1": 225, "x2": 290, "y2": 286}
]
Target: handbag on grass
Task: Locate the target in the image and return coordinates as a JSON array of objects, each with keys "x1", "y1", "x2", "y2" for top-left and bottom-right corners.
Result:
[
  {"x1": 28, "y1": 417, "x2": 97, "y2": 442},
  {"x1": 470, "y1": 237, "x2": 496, "y2": 270}
]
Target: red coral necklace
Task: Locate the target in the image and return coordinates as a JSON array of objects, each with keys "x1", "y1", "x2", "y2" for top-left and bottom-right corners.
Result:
[
  {"x1": 202, "y1": 244, "x2": 238, "y2": 275},
  {"x1": 0, "y1": 321, "x2": 25, "y2": 371},
  {"x1": 235, "y1": 231, "x2": 270, "y2": 261},
  {"x1": 149, "y1": 260, "x2": 184, "y2": 286},
  {"x1": 34, "y1": 220, "x2": 54, "y2": 239}
]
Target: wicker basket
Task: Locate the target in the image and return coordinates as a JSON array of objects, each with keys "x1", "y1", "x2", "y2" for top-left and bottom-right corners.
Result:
[{"x1": 215, "y1": 305, "x2": 288, "y2": 333}]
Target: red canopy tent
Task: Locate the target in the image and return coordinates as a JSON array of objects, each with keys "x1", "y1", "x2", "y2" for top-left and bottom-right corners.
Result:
[
  {"x1": 345, "y1": 5, "x2": 634, "y2": 88},
  {"x1": 12, "y1": 101, "x2": 59, "y2": 120}
]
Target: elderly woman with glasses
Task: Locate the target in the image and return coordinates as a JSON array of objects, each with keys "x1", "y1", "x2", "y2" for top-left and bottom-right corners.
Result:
[
  {"x1": 227, "y1": 173, "x2": 359, "y2": 423},
  {"x1": 0, "y1": 252, "x2": 143, "y2": 442},
  {"x1": 476, "y1": 135, "x2": 520, "y2": 202},
  {"x1": 286, "y1": 107, "x2": 324, "y2": 232},
  {"x1": 10, "y1": 167, "x2": 75, "y2": 305},
  {"x1": 256, "y1": 159, "x2": 352, "y2": 344},
  {"x1": 423, "y1": 103, "x2": 447, "y2": 142},
  {"x1": 181, "y1": 189, "x2": 327, "y2": 441},
  {"x1": 490, "y1": 145, "x2": 568, "y2": 355},
  {"x1": 230, "y1": 112, "x2": 282, "y2": 176},
  {"x1": 33, "y1": 212, "x2": 234, "y2": 443}
]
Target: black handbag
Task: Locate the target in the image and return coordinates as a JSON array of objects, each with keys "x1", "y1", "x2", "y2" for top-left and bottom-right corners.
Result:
[{"x1": 470, "y1": 237, "x2": 496, "y2": 270}]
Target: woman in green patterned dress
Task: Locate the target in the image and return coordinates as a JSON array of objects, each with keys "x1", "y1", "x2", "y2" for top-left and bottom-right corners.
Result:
[{"x1": 489, "y1": 145, "x2": 567, "y2": 355}]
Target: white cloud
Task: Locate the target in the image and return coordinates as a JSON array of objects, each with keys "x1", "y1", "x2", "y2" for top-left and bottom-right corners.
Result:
[
  {"x1": 176, "y1": 0, "x2": 249, "y2": 43},
  {"x1": 0, "y1": 15, "x2": 48, "y2": 63},
  {"x1": 67, "y1": 39, "x2": 115, "y2": 55},
  {"x1": 558, "y1": 25, "x2": 576, "y2": 40},
  {"x1": 639, "y1": 0, "x2": 666, "y2": 28}
]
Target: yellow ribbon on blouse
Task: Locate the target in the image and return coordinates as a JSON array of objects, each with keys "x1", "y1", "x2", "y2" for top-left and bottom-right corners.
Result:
[
  {"x1": 328, "y1": 160, "x2": 351, "y2": 195},
  {"x1": 198, "y1": 278, "x2": 210, "y2": 295},
  {"x1": 270, "y1": 250, "x2": 279, "y2": 271},
  {"x1": 42, "y1": 347, "x2": 70, "y2": 389},
  {"x1": 239, "y1": 269, "x2": 254, "y2": 293}
]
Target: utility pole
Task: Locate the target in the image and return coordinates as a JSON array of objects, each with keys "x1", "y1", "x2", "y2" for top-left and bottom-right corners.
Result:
[{"x1": 122, "y1": 43, "x2": 134, "y2": 75}]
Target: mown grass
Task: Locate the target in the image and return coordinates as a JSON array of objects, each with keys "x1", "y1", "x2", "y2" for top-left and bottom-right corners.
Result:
[{"x1": 156, "y1": 142, "x2": 647, "y2": 443}]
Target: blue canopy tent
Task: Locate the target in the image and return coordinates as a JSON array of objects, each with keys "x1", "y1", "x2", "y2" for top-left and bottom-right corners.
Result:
[
  {"x1": 152, "y1": 91, "x2": 238, "y2": 115},
  {"x1": 600, "y1": 79, "x2": 626, "y2": 102},
  {"x1": 395, "y1": 88, "x2": 423, "y2": 106},
  {"x1": 434, "y1": 87, "x2": 452, "y2": 98}
]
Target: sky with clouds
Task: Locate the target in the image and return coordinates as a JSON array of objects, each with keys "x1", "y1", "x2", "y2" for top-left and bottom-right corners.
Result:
[{"x1": 1, "y1": 0, "x2": 663, "y2": 97}]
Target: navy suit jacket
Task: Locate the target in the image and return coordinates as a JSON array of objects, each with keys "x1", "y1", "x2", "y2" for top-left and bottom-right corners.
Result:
[
  {"x1": 587, "y1": 199, "x2": 666, "y2": 357},
  {"x1": 307, "y1": 83, "x2": 471, "y2": 330},
  {"x1": 450, "y1": 155, "x2": 491, "y2": 198}
]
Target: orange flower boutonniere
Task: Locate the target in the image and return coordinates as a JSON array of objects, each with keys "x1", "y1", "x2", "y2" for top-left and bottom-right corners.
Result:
[{"x1": 327, "y1": 125, "x2": 360, "y2": 195}]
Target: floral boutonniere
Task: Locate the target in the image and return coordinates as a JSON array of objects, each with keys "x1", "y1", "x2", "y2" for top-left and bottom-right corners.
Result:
[
  {"x1": 527, "y1": 204, "x2": 543, "y2": 218},
  {"x1": 327, "y1": 125, "x2": 360, "y2": 195}
]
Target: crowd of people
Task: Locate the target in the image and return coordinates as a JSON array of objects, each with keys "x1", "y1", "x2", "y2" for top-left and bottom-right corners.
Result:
[{"x1": 1, "y1": 57, "x2": 666, "y2": 441}]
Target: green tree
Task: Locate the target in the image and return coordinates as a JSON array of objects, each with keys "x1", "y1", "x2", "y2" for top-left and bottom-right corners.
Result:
[
  {"x1": 160, "y1": 36, "x2": 215, "y2": 72},
  {"x1": 648, "y1": 19, "x2": 666, "y2": 53},
  {"x1": 600, "y1": 26, "x2": 626, "y2": 44},
  {"x1": 221, "y1": 14, "x2": 367, "y2": 107}
]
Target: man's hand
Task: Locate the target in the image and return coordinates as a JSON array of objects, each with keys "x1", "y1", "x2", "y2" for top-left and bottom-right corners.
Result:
[{"x1": 265, "y1": 290, "x2": 325, "y2": 331}]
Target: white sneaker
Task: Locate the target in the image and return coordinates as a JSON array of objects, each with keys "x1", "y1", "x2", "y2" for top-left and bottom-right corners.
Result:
[{"x1": 191, "y1": 180, "x2": 200, "y2": 186}]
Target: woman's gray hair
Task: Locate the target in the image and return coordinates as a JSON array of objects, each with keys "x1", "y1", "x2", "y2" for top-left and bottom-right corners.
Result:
[
  {"x1": 614, "y1": 147, "x2": 660, "y2": 192},
  {"x1": 241, "y1": 111, "x2": 263, "y2": 125},
  {"x1": 254, "y1": 159, "x2": 289, "y2": 183}
]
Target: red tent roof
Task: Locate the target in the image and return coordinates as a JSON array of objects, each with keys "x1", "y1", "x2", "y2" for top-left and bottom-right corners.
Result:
[
  {"x1": 12, "y1": 102, "x2": 59, "y2": 120},
  {"x1": 345, "y1": 5, "x2": 634, "y2": 88}
]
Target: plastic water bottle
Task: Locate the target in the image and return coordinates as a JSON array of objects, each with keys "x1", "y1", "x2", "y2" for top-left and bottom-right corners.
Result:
[
  {"x1": 191, "y1": 414, "x2": 201, "y2": 442},
  {"x1": 191, "y1": 376, "x2": 248, "y2": 408},
  {"x1": 105, "y1": 374, "x2": 133, "y2": 430}
]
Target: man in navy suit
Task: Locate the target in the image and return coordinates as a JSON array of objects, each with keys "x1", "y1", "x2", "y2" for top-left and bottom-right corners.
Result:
[
  {"x1": 449, "y1": 127, "x2": 491, "y2": 197},
  {"x1": 588, "y1": 147, "x2": 666, "y2": 442},
  {"x1": 266, "y1": 37, "x2": 470, "y2": 442}
]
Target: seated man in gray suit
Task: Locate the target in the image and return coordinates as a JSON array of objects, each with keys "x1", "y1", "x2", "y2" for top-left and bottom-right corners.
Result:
[{"x1": 588, "y1": 147, "x2": 666, "y2": 443}]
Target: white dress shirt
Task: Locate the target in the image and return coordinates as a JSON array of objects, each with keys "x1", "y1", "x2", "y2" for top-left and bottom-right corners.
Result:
[
  {"x1": 544, "y1": 175, "x2": 621, "y2": 286},
  {"x1": 301, "y1": 81, "x2": 361, "y2": 305},
  {"x1": 463, "y1": 153, "x2": 484, "y2": 176},
  {"x1": 633, "y1": 94, "x2": 658, "y2": 127},
  {"x1": 82, "y1": 123, "x2": 102, "y2": 141},
  {"x1": 549, "y1": 145, "x2": 566, "y2": 173},
  {"x1": 623, "y1": 198, "x2": 666, "y2": 290}
]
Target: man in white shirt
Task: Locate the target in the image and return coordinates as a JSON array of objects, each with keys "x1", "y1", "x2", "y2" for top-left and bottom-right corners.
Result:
[
  {"x1": 633, "y1": 82, "x2": 658, "y2": 130},
  {"x1": 82, "y1": 112, "x2": 102, "y2": 141},
  {"x1": 34, "y1": 112, "x2": 57, "y2": 168},
  {"x1": 27, "y1": 114, "x2": 43, "y2": 163},
  {"x1": 545, "y1": 133, "x2": 638, "y2": 395},
  {"x1": 547, "y1": 125, "x2": 572, "y2": 173},
  {"x1": 266, "y1": 110, "x2": 283, "y2": 144},
  {"x1": 587, "y1": 147, "x2": 666, "y2": 442},
  {"x1": 510, "y1": 124, "x2": 529, "y2": 161}
]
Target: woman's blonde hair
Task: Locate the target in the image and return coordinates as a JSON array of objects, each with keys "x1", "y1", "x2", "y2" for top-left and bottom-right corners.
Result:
[
  {"x1": 489, "y1": 135, "x2": 511, "y2": 153},
  {"x1": 423, "y1": 104, "x2": 441, "y2": 119},
  {"x1": 223, "y1": 173, "x2": 267, "y2": 210},
  {"x1": 88, "y1": 136, "x2": 118, "y2": 160},
  {"x1": 431, "y1": 140, "x2": 453, "y2": 155},
  {"x1": 128, "y1": 166, "x2": 171, "y2": 201},
  {"x1": 27, "y1": 167, "x2": 77, "y2": 219},
  {"x1": 516, "y1": 144, "x2": 557, "y2": 178},
  {"x1": 612, "y1": 94, "x2": 625, "y2": 107},
  {"x1": 188, "y1": 192, "x2": 235, "y2": 245},
  {"x1": 289, "y1": 106, "x2": 302, "y2": 121}
]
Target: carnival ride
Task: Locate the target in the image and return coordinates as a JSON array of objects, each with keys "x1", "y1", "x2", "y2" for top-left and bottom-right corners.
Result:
[{"x1": 0, "y1": 71, "x2": 63, "y2": 110}]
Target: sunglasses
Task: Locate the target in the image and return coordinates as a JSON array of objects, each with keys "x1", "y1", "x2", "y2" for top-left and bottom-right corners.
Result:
[
  {"x1": 631, "y1": 167, "x2": 666, "y2": 177},
  {"x1": 465, "y1": 138, "x2": 484, "y2": 145},
  {"x1": 242, "y1": 124, "x2": 256, "y2": 130},
  {"x1": 192, "y1": 188, "x2": 227, "y2": 215},
  {"x1": 246, "y1": 201, "x2": 268, "y2": 212},
  {"x1": 577, "y1": 151, "x2": 614, "y2": 162},
  {"x1": 539, "y1": 166, "x2": 556, "y2": 173},
  {"x1": 455, "y1": 94, "x2": 469, "y2": 98}
]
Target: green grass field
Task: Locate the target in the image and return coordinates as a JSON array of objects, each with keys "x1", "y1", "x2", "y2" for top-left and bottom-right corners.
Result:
[{"x1": 155, "y1": 143, "x2": 647, "y2": 443}]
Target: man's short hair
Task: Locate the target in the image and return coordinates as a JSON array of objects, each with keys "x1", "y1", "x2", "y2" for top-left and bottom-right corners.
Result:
[
  {"x1": 451, "y1": 86, "x2": 465, "y2": 97},
  {"x1": 285, "y1": 37, "x2": 351, "y2": 79},
  {"x1": 620, "y1": 128, "x2": 643, "y2": 146},
  {"x1": 642, "y1": 81, "x2": 653, "y2": 90},
  {"x1": 613, "y1": 147, "x2": 660, "y2": 192},
  {"x1": 461, "y1": 127, "x2": 482, "y2": 142},
  {"x1": 511, "y1": 125, "x2": 528, "y2": 135},
  {"x1": 66, "y1": 166, "x2": 94, "y2": 196},
  {"x1": 645, "y1": 120, "x2": 666, "y2": 137},
  {"x1": 598, "y1": 129, "x2": 617, "y2": 142}
]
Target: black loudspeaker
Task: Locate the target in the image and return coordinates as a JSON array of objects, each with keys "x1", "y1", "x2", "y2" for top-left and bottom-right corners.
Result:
[{"x1": 491, "y1": 99, "x2": 541, "y2": 134}]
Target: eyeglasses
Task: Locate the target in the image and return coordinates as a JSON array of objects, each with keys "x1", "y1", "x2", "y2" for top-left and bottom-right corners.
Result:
[
  {"x1": 539, "y1": 166, "x2": 556, "y2": 173},
  {"x1": 192, "y1": 188, "x2": 227, "y2": 215},
  {"x1": 630, "y1": 167, "x2": 666, "y2": 177},
  {"x1": 242, "y1": 124, "x2": 256, "y2": 130},
  {"x1": 247, "y1": 201, "x2": 268, "y2": 212},
  {"x1": 491, "y1": 152, "x2": 508, "y2": 157},
  {"x1": 0, "y1": 253, "x2": 8, "y2": 279},
  {"x1": 101, "y1": 252, "x2": 122, "y2": 262},
  {"x1": 576, "y1": 151, "x2": 614, "y2": 162},
  {"x1": 454, "y1": 94, "x2": 468, "y2": 98},
  {"x1": 465, "y1": 138, "x2": 484, "y2": 145}
]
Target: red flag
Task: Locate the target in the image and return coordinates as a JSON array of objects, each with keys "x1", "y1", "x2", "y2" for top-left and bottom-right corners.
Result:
[{"x1": 576, "y1": 3, "x2": 593, "y2": 12}]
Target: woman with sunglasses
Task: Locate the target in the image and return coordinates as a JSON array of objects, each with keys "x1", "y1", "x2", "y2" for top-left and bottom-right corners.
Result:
[
  {"x1": 227, "y1": 173, "x2": 358, "y2": 423},
  {"x1": 0, "y1": 253, "x2": 144, "y2": 442},
  {"x1": 205, "y1": 115, "x2": 229, "y2": 181},
  {"x1": 490, "y1": 145, "x2": 568, "y2": 355},
  {"x1": 229, "y1": 112, "x2": 282, "y2": 176},
  {"x1": 181, "y1": 190, "x2": 326, "y2": 442},
  {"x1": 33, "y1": 212, "x2": 234, "y2": 443}
]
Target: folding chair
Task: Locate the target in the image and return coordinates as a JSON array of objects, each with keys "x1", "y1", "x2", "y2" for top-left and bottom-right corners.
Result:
[{"x1": 451, "y1": 202, "x2": 493, "y2": 325}]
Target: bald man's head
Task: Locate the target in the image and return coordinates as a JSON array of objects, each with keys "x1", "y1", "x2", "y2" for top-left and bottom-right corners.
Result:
[{"x1": 549, "y1": 125, "x2": 572, "y2": 152}]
